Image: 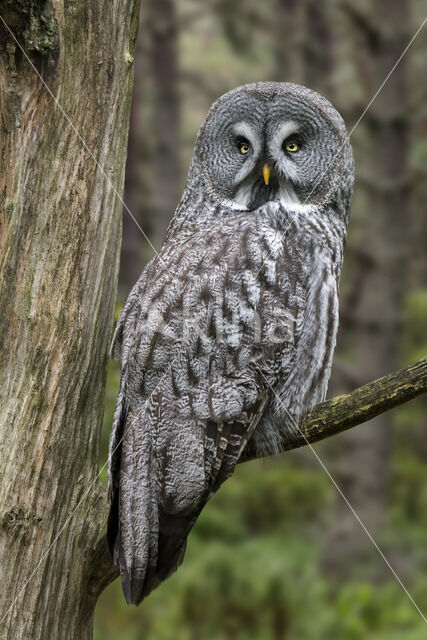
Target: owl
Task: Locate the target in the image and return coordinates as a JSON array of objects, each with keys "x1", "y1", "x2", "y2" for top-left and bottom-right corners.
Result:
[{"x1": 107, "y1": 82, "x2": 354, "y2": 605}]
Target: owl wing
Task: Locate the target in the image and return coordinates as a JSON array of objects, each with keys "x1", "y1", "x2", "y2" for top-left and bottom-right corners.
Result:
[{"x1": 107, "y1": 218, "x2": 298, "y2": 605}]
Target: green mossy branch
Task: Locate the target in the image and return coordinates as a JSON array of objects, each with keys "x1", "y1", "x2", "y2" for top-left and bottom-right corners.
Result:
[
  {"x1": 241, "y1": 357, "x2": 427, "y2": 460},
  {"x1": 290, "y1": 357, "x2": 426, "y2": 452}
]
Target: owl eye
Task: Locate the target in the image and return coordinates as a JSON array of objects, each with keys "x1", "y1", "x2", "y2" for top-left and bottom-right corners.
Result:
[
  {"x1": 237, "y1": 138, "x2": 251, "y2": 155},
  {"x1": 284, "y1": 140, "x2": 300, "y2": 153}
]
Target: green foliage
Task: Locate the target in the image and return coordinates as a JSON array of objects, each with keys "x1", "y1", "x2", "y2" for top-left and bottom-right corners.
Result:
[
  {"x1": 326, "y1": 582, "x2": 427, "y2": 639},
  {"x1": 195, "y1": 461, "x2": 332, "y2": 541},
  {"x1": 95, "y1": 463, "x2": 427, "y2": 639}
]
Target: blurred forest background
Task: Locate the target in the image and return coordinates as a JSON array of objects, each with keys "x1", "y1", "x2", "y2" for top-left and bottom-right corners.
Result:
[{"x1": 95, "y1": 0, "x2": 427, "y2": 638}]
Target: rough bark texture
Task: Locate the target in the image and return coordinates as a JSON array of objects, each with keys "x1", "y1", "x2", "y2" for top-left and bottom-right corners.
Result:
[
  {"x1": 120, "y1": 15, "x2": 146, "y2": 296},
  {"x1": 0, "y1": 1, "x2": 140, "y2": 639}
]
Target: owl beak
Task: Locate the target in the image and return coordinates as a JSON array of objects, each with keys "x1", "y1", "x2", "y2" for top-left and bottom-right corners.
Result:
[{"x1": 262, "y1": 163, "x2": 271, "y2": 186}]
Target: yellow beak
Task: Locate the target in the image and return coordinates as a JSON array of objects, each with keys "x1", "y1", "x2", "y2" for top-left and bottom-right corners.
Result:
[{"x1": 262, "y1": 163, "x2": 271, "y2": 186}]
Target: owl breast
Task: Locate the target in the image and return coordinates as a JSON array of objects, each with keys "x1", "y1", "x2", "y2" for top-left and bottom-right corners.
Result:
[{"x1": 118, "y1": 204, "x2": 342, "y2": 438}]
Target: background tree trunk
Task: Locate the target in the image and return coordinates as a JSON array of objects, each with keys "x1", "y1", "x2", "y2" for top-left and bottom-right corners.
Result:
[
  {"x1": 145, "y1": 0, "x2": 181, "y2": 248},
  {"x1": 304, "y1": 0, "x2": 334, "y2": 96},
  {"x1": 274, "y1": 0, "x2": 305, "y2": 83},
  {"x1": 0, "y1": 1, "x2": 139, "y2": 638},
  {"x1": 326, "y1": 0, "x2": 412, "y2": 571}
]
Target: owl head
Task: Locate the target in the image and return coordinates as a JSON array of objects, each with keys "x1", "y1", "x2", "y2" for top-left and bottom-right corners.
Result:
[{"x1": 192, "y1": 82, "x2": 354, "y2": 222}]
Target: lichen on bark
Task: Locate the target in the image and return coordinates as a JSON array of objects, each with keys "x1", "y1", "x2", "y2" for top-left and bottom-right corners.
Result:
[{"x1": 0, "y1": 0, "x2": 58, "y2": 56}]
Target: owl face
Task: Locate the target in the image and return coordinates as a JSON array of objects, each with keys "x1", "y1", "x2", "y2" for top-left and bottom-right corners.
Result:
[{"x1": 195, "y1": 82, "x2": 353, "y2": 216}]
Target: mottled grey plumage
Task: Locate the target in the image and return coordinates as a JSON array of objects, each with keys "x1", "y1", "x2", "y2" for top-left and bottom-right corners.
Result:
[{"x1": 107, "y1": 82, "x2": 354, "y2": 604}]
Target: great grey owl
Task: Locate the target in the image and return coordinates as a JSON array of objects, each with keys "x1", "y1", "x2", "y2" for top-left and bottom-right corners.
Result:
[{"x1": 107, "y1": 81, "x2": 354, "y2": 605}]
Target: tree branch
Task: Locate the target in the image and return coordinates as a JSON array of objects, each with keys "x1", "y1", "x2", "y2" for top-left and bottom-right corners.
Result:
[{"x1": 241, "y1": 357, "x2": 427, "y2": 460}]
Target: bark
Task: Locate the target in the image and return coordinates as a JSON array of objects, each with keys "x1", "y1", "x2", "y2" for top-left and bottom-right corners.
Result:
[
  {"x1": 120, "y1": 11, "x2": 146, "y2": 296},
  {"x1": 0, "y1": 1, "x2": 140, "y2": 639}
]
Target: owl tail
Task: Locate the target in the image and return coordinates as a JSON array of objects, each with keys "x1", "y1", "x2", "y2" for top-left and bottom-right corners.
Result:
[
  {"x1": 107, "y1": 396, "x2": 208, "y2": 606},
  {"x1": 107, "y1": 376, "x2": 249, "y2": 605},
  {"x1": 107, "y1": 403, "x2": 159, "y2": 605}
]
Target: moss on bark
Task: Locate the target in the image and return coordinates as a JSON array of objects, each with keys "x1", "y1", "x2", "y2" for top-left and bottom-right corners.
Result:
[{"x1": 0, "y1": 0, "x2": 58, "y2": 55}]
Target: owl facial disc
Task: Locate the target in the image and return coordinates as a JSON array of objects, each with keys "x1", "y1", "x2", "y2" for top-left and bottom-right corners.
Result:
[{"x1": 194, "y1": 82, "x2": 354, "y2": 221}]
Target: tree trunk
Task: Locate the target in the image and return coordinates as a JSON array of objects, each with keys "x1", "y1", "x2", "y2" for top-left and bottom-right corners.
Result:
[
  {"x1": 327, "y1": 0, "x2": 411, "y2": 570},
  {"x1": 145, "y1": 0, "x2": 181, "y2": 248},
  {"x1": 274, "y1": 0, "x2": 305, "y2": 83},
  {"x1": 304, "y1": 0, "x2": 334, "y2": 97},
  {"x1": 120, "y1": 13, "x2": 146, "y2": 296},
  {"x1": 0, "y1": 1, "x2": 139, "y2": 638}
]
